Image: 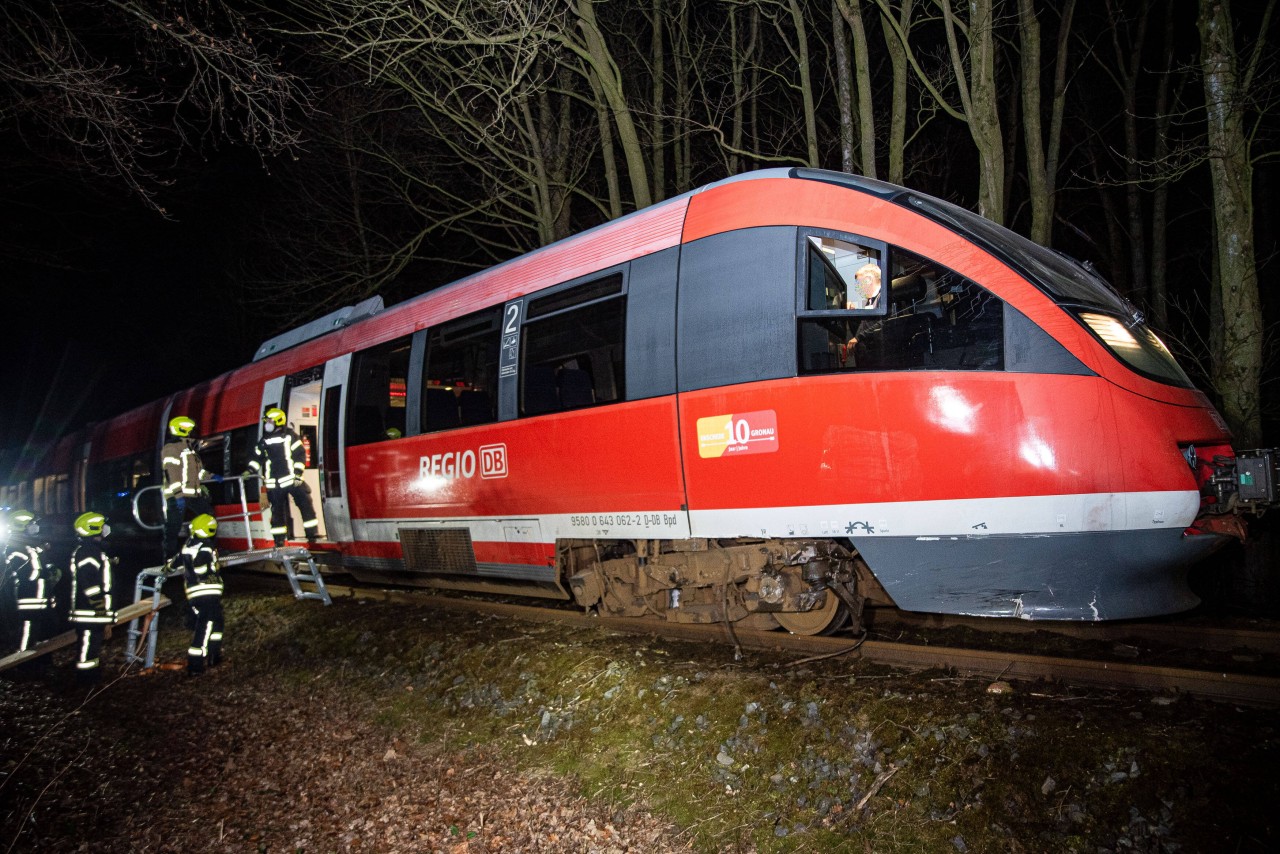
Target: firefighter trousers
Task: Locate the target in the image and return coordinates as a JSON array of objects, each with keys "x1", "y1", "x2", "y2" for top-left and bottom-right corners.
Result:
[
  {"x1": 267, "y1": 484, "x2": 318, "y2": 545},
  {"x1": 187, "y1": 596, "x2": 224, "y2": 674}
]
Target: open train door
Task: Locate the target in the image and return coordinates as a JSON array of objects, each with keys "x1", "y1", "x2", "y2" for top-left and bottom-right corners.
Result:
[{"x1": 318, "y1": 354, "x2": 354, "y2": 544}]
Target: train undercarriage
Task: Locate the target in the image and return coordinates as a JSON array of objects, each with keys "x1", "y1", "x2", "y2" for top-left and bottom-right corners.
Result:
[{"x1": 561, "y1": 537, "x2": 891, "y2": 635}]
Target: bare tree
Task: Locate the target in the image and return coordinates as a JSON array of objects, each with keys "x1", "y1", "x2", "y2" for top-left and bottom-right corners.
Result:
[
  {"x1": 1199, "y1": 0, "x2": 1274, "y2": 445},
  {"x1": 1018, "y1": 0, "x2": 1076, "y2": 246},
  {"x1": 0, "y1": 0, "x2": 311, "y2": 212},
  {"x1": 875, "y1": 0, "x2": 1007, "y2": 223}
]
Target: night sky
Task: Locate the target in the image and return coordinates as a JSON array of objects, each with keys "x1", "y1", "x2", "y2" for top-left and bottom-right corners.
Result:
[{"x1": 0, "y1": 147, "x2": 279, "y2": 455}]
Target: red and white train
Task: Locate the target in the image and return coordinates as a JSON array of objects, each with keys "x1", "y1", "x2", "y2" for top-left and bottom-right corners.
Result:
[{"x1": 6, "y1": 168, "x2": 1274, "y2": 632}]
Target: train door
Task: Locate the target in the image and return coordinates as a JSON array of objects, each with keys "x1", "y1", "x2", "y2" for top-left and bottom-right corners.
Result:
[
  {"x1": 258, "y1": 370, "x2": 328, "y2": 542},
  {"x1": 319, "y1": 354, "x2": 353, "y2": 543}
]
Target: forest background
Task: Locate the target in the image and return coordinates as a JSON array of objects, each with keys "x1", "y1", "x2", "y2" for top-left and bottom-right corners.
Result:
[{"x1": 0, "y1": 0, "x2": 1275, "y2": 456}]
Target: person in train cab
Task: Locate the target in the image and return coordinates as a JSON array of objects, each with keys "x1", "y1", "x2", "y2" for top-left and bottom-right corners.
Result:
[
  {"x1": 162, "y1": 415, "x2": 214, "y2": 559},
  {"x1": 69, "y1": 511, "x2": 116, "y2": 685},
  {"x1": 838, "y1": 263, "x2": 886, "y2": 367},
  {"x1": 6, "y1": 509, "x2": 59, "y2": 673},
  {"x1": 846, "y1": 262, "x2": 883, "y2": 310},
  {"x1": 178, "y1": 514, "x2": 224, "y2": 675},
  {"x1": 244, "y1": 407, "x2": 319, "y2": 548}
]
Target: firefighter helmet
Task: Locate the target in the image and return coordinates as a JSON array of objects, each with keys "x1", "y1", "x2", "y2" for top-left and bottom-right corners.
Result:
[
  {"x1": 74, "y1": 511, "x2": 107, "y2": 537},
  {"x1": 190, "y1": 514, "x2": 218, "y2": 539},
  {"x1": 385, "y1": 427, "x2": 402, "y2": 440},
  {"x1": 264, "y1": 407, "x2": 287, "y2": 427},
  {"x1": 169, "y1": 415, "x2": 196, "y2": 437},
  {"x1": 8, "y1": 508, "x2": 37, "y2": 534}
]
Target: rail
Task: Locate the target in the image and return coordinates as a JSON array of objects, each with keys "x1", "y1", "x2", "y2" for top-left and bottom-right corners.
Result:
[{"x1": 304, "y1": 586, "x2": 1280, "y2": 707}]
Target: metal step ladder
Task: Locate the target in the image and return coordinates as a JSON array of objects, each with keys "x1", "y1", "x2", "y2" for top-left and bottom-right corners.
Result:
[
  {"x1": 220, "y1": 545, "x2": 332, "y2": 605},
  {"x1": 126, "y1": 565, "x2": 177, "y2": 669}
]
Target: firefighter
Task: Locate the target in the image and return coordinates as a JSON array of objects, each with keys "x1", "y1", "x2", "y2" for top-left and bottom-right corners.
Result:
[
  {"x1": 244, "y1": 407, "x2": 318, "y2": 548},
  {"x1": 69, "y1": 511, "x2": 116, "y2": 684},
  {"x1": 162, "y1": 415, "x2": 214, "y2": 559},
  {"x1": 178, "y1": 513, "x2": 224, "y2": 675},
  {"x1": 6, "y1": 509, "x2": 59, "y2": 671}
]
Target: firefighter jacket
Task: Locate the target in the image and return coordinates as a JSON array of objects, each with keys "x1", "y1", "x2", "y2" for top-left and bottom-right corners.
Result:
[
  {"x1": 162, "y1": 438, "x2": 210, "y2": 499},
  {"x1": 179, "y1": 537, "x2": 224, "y2": 600},
  {"x1": 70, "y1": 541, "x2": 115, "y2": 624},
  {"x1": 247, "y1": 426, "x2": 306, "y2": 489},
  {"x1": 7, "y1": 540, "x2": 57, "y2": 613}
]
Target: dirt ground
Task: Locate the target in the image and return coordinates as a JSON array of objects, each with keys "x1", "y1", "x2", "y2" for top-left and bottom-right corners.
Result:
[{"x1": 1, "y1": 588, "x2": 1276, "y2": 853}]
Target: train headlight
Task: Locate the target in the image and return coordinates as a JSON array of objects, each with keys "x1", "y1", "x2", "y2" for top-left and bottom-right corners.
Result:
[{"x1": 1080, "y1": 312, "x2": 1140, "y2": 350}]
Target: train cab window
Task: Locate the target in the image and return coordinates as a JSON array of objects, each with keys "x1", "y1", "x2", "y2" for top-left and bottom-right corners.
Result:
[
  {"x1": 520, "y1": 274, "x2": 625, "y2": 416},
  {"x1": 806, "y1": 235, "x2": 883, "y2": 311},
  {"x1": 347, "y1": 335, "x2": 412, "y2": 446},
  {"x1": 798, "y1": 233, "x2": 886, "y2": 374},
  {"x1": 799, "y1": 241, "x2": 1004, "y2": 373},
  {"x1": 422, "y1": 307, "x2": 501, "y2": 432}
]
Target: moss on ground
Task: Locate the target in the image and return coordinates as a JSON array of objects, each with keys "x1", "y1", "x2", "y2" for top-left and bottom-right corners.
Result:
[{"x1": 145, "y1": 589, "x2": 1279, "y2": 852}]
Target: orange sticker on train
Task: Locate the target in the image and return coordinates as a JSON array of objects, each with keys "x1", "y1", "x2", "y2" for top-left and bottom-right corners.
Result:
[{"x1": 696, "y1": 411, "x2": 779, "y2": 458}]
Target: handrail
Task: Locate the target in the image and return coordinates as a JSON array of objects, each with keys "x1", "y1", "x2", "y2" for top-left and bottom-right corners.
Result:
[
  {"x1": 131, "y1": 476, "x2": 263, "y2": 543},
  {"x1": 131, "y1": 484, "x2": 167, "y2": 531},
  {"x1": 213, "y1": 474, "x2": 261, "y2": 542}
]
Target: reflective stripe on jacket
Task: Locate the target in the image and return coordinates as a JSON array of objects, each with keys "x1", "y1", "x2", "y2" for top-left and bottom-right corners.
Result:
[
  {"x1": 163, "y1": 439, "x2": 210, "y2": 498},
  {"x1": 247, "y1": 428, "x2": 306, "y2": 488},
  {"x1": 8, "y1": 544, "x2": 55, "y2": 610},
  {"x1": 70, "y1": 545, "x2": 114, "y2": 624},
  {"x1": 180, "y1": 538, "x2": 224, "y2": 600}
]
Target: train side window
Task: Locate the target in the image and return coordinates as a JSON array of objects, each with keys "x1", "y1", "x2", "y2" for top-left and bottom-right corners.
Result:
[
  {"x1": 520, "y1": 274, "x2": 625, "y2": 416},
  {"x1": 422, "y1": 307, "x2": 501, "y2": 432},
  {"x1": 347, "y1": 335, "x2": 413, "y2": 446}
]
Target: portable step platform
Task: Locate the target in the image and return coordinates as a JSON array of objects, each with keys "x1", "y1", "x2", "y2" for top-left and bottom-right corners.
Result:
[
  {"x1": 125, "y1": 565, "x2": 178, "y2": 669},
  {"x1": 0, "y1": 597, "x2": 171, "y2": 673},
  {"x1": 221, "y1": 545, "x2": 332, "y2": 605},
  {"x1": 131, "y1": 478, "x2": 332, "y2": 607}
]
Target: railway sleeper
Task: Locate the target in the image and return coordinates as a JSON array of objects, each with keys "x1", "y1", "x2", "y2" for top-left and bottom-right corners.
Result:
[{"x1": 563, "y1": 537, "x2": 886, "y2": 636}]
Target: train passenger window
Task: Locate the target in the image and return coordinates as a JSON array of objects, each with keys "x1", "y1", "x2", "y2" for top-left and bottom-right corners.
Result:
[
  {"x1": 798, "y1": 245, "x2": 1004, "y2": 373},
  {"x1": 520, "y1": 274, "x2": 625, "y2": 416},
  {"x1": 52, "y1": 474, "x2": 70, "y2": 515},
  {"x1": 347, "y1": 335, "x2": 413, "y2": 446},
  {"x1": 422, "y1": 307, "x2": 501, "y2": 432}
]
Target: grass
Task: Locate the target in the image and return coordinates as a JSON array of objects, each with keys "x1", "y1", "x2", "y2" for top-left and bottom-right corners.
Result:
[{"x1": 153, "y1": 588, "x2": 1279, "y2": 853}]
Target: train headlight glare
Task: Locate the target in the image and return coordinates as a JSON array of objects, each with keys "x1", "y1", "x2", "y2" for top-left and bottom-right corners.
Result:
[{"x1": 1081, "y1": 313, "x2": 1140, "y2": 350}]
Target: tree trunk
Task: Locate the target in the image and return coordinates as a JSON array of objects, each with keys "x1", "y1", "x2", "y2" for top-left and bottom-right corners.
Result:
[
  {"x1": 1018, "y1": 0, "x2": 1048, "y2": 245},
  {"x1": 650, "y1": 0, "x2": 666, "y2": 201},
  {"x1": 845, "y1": 0, "x2": 877, "y2": 177},
  {"x1": 575, "y1": 0, "x2": 652, "y2": 210},
  {"x1": 941, "y1": 0, "x2": 1005, "y2": 224},
  {"x1": 1199, "y1": 0, "x2": 1263, "y2": 445},
  {"x1": 1150, "y1": 11, "x2": 1176, "y2": 329},
  {"x1": 832, "y1": 0, "x2": 857, "y2": 173},
  {"x1": 879, "y1": 0, "x2": 913, "y2": 185},
  {"x1": 785, "y1": 0, "x2": 820, "y2": 167}
]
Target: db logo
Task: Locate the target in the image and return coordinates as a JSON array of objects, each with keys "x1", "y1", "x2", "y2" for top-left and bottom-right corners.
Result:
[{"x1": 479, "y1": 443, "x2": 508, "y2": 479}]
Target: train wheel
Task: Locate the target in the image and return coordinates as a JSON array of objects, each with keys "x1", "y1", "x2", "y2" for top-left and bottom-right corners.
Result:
[{"x1": 776, "y1": 594, "x2": 849, "y2": 636}]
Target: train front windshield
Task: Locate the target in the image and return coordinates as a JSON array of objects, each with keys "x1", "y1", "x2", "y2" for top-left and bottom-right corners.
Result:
[{"x1": 902, "y1": 193, "x2": 1194, "y2": 389}]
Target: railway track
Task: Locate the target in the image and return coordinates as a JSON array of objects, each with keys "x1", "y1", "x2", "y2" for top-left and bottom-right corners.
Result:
[{"x1": 305, "y1": 581, "x2": 1280, "y2": 708}]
